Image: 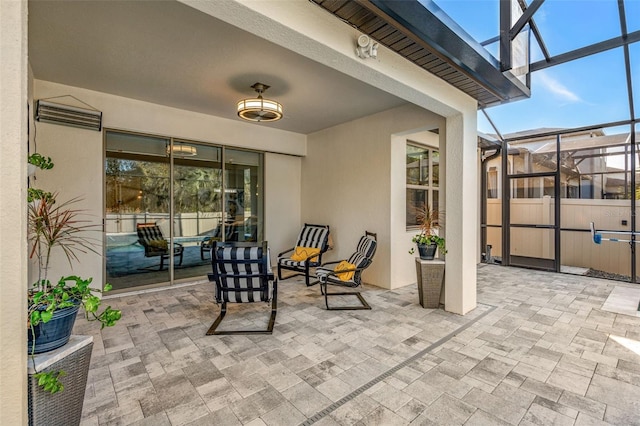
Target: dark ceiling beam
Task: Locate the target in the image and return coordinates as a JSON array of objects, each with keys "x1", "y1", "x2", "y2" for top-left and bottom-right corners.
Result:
[
  {"x1": 531, "y1": 30, "x2": 640, "y2": 72},
  {"x1": 367, "y1": 0, "x2": 530, "y2": 102}
]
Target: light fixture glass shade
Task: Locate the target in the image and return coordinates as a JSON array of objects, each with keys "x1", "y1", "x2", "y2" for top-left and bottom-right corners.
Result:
[
  {"x1": 237, "y1": 97, "x2": 283, "y2": 122},
  {"x1": 167, "y1": 144, "x2": 197, "y2": 156}
]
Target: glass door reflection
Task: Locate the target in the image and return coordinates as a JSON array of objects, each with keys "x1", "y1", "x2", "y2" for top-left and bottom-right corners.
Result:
[
  {"x1": 105, "y1": 132, "x2": 171, "y2": 290},
  {"x1": 172, "y1": 142, "x2": 223, "y2": 281},
  {"x1": 224, "y1": 149, "x2": 263, "y2": 243}
]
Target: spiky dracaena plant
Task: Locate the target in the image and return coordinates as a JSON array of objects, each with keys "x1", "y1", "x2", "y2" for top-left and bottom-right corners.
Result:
[
  {"x1": 409, "y1": 204, "x2": 447, "y2": 255},
  {"x1": 28, "y1": 194, "x2": 97, "y2": 290}
]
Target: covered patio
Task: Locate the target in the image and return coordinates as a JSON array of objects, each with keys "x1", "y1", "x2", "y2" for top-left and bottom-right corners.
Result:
[
  {"x1": 75, "y1": 265, "x2": 640, "y2": 425},
  {"x1": 4, "y1": 2, "x2": 483, "y2": 421},
  {"x1": 3, "y1": 0, "x2": 640, "y2": 424}
]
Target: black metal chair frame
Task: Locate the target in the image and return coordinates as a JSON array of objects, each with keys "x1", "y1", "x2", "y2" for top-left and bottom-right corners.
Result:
[
  {"x1": 277, "y1": 223, "x2": 330, "y2": 287},
  {"x1": 207, "y1": 241, "x2": 277, "y2": 335},
  {"x1": 201, "y1": 238, "x2": 215, "y2": 261},
  {"x1": 317, "y1": 231, "x2": 377, "y2": 310},
  {"x1": 136, "y1": 223, "x2": 184, "y2": 271}
]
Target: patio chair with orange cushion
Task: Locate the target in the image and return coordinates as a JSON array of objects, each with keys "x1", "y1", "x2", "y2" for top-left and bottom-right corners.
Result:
[
  {"x1": 277, "y1": 223, "x2": 330, "y2": 286},
  {"x1": 315, "y1": 231, "x2": 377, "y2": 310}
]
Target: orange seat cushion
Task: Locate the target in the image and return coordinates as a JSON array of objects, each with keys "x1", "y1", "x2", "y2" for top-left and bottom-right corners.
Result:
[
  {"x1": 334, "y1": 260, "x2": 356, "y2": 281},
  {"x1": 290, "y1": 246, "x2": 321, "y2": 262}
]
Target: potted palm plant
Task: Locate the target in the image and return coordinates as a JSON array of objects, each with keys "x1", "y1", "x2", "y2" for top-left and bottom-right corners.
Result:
[
  {"x1": 409, "y1": 204, "x2": 446, "y2": 260},
  {"x1": 27, "y1": 154, "x2": 121, "y2": 394}
]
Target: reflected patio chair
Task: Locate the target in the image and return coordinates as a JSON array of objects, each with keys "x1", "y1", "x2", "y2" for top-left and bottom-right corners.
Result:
[
  {"x1": 200, "y1": 223, "x2": 235, "y2": 260},
  {"x1": 277, "y1": 223, "x2": 330, "y2": 286},
  {"x1": 316, "y1": 231, "x2": 377, "y2": 310},
  {"x1": 200, "y1": 222, "x2": 238, "y2": 260},
  {"x1": 136, "y1": 223, "x2": 183, "y2": 270},
  {"x1": 207, "y1": 241, "x2": 277, "y2": 335}
]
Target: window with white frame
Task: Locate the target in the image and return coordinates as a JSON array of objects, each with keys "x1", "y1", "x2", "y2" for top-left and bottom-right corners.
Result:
[{"x1": 406, "y1": 142, "x2": 439, "y2": 227}]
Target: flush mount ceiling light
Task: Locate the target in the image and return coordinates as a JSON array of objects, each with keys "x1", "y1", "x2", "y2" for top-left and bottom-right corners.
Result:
[
  {"x1": 237, "y1": 83, "x2": 283, "y2": 122},
  {"x1": 167, "y1": 144, "x2": 197, "y2": 157}
]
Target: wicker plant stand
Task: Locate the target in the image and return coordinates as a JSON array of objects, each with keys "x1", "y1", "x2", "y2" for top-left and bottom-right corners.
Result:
[
  {"x1": 27, "y1": 335, "x2": 93, "y2": 426},
  {"x1": 415, "y1": 258, "x2": 445, "y2": 309}
]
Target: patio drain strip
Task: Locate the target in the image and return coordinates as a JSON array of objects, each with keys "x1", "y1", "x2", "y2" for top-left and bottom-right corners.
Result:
[{"x1": 299, "y1": 303, "x2": 497, "y2": 426}]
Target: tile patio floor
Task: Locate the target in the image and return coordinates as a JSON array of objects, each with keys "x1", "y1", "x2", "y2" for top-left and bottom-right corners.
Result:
[{"x1": 74, "y1": 265, "x2": 640, "y2": 425}]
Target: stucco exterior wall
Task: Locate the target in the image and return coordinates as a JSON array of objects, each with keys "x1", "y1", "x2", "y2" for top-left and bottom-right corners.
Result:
[
  {"x1": 304, "y1": 104, "x2": 445, "y2": 289},
  {"x1": 27, "y1": 105, "x2": 104, "y2": 286},
  {"x1": 0, "y1": 1, "x2": 28, "y2": 423},
  {"x1": 264, "y1": 152, "x2": 302, "y2": 261}
]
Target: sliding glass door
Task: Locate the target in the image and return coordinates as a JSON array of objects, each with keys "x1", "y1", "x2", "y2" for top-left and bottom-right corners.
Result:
[
  {"x1": 105, "y1": 131, "x2": 263, "y2": 291},
  {"x1": 172, "y1": 141, "x2": 223, "y2": 281},
  {"x1": 224, "y1": 148, "x2": 263, "y2": 244},
  {"x1": 105, "y1": 132, "x2": 172, "y2": 290}
]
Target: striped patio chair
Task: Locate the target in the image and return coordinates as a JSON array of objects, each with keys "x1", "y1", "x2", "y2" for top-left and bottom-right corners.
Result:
[
  {"x1": 207, "y1": 241, "x2": 277, "y2": 335},
  {"x1": 136, "y1": 223, "x2": 183, "y2": 270},
  {"x1": 277, "y1": 223, "x2": 330, "y2": 286},
  {"x1": 316, "y1": 231, "x2": 377, "y2": 310}
]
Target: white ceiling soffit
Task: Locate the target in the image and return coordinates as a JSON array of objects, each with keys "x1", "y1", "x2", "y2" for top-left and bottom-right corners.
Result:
[{"x1": 28, "y1": 0, "x2": 408, "y2": 135}]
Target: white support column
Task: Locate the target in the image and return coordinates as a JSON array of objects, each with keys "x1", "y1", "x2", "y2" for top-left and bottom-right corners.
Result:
[
  {"x1": 0, "y1": 0, "x2": 29, "y2": 424},
  {"x1": 443, "y1": 113, "x2": 478, "y2": 315}
]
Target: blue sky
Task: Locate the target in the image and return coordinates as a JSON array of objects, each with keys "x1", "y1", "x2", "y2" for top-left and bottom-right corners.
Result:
[{"x1": 433, "y1": 0, "x2": 640, "y2": 136}]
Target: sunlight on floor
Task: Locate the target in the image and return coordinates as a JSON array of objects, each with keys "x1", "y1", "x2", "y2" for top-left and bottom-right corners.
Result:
[
  {"x1": 610, "y1": 335, "x2": 640, "y2": 358},
  {"x1": 601, "y1": 286, "x2": 640, "y2": 317}
]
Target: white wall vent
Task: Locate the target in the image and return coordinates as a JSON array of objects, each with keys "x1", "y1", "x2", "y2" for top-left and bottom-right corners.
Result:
[{"x1": 35, "y1": 99, "x2": 102, "y2": 131}]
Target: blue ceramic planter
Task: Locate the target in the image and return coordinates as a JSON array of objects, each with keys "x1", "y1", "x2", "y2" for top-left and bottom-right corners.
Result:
[
  {"x1": 417, "y1": 243, "x2": 437, "y2": 260},
  {"x1": 28, "y1": 303, "x2": 80, "y2": 354}
]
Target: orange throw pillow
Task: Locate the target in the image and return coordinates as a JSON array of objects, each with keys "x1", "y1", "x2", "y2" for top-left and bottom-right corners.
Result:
[
  {"x1": 291, "y1": 246, "x2": 321, "y2": 262},
  {"x1": 334, "y1": 260, "x2": 356, "y2": 281}
]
